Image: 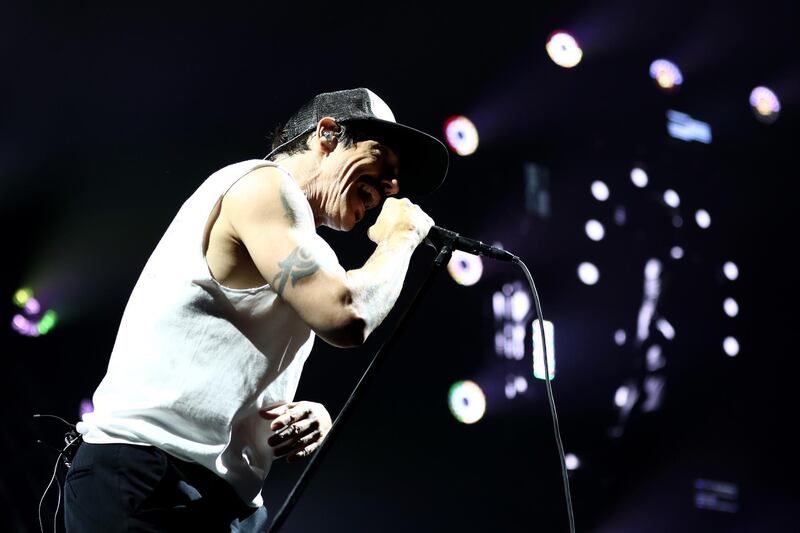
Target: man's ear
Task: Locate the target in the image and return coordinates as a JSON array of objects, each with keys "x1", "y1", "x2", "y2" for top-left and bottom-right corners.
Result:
[{"x1": 316, "y1": 117, "x2": 341, "y2": 155}]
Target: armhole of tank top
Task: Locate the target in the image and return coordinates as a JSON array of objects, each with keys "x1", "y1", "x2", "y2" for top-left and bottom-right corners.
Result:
[{"x1": 199, "y1": 161, "x2": 295, "y2": 294}]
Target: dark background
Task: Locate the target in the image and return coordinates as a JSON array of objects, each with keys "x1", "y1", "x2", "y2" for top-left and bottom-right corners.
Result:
[{"x1": 2, "y1": 1, "x2": 797, "y2": 531}]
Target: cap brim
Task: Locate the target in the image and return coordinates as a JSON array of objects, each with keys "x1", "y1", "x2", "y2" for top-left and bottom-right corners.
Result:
[{"x1": 346, "y1": 119, "x2": 449, "y2": 196}]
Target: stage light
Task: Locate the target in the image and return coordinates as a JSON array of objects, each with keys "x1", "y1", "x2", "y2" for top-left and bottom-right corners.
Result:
[
  {"x1": 667, "y1": 110, "x2": 712, "y2": 144},
  {"x1": 24, "y1": 297, "x2": 41, "y2": 315},
  {"x1": 723, "y1": 297, "x2": 739, "y2": 317},
  {"x1": 13, "y1": 287, "x2": 33, "y2": 307},
  {"x1": 37, "y1": 310, "x2": 58, "y2": 335},
  {"x1": 546, "y1": 31, "x2": 583, "y2": 69},
  {"x1": 723, "y1": 336, "x2": 740, "y2": 357},
  {"x1": 656, "y1": 318, "x2": 675, "y2": 340},
  {"x1": 649, "y1": 59, "x2": 684, "y2": 90},
  {"x1": 578, "y1": 262, "x2": 600, "y2": 285},
  {"x1": 565, "y1": 453, "x2": 580, "y2": 470},
  {"x1": 695, "y1": 209, "x2": 711, "y2": 229},
  {"x1": 646, "y1": 344, "x2": 665, "y2": 371},
  {"x1": 641, "y1": 375, "x2": 666, "y2": 412},
  {"x1": 585, "y1": 219, "x2": 605, "y2": 241},
  {"x1": 672, "y1": 215, "x2": 683, "y2": 228},
  {"x1": 644, "y1": 258, "x2": 662, "y2": 281},
  {"x1": 447, "y1": 250, "x2": 484, "y2": 286},
  {"x1": 505, "y1": 375, "x2": 529, "y2": 400},
  {"x1": 723, "y1": 261, "x2": 739, "y2": 281},
  {"x1": 670, "y1": 246, "x2": 684, "y2": 259},
  {"x1": 79, "y1": 398, "x2": 94, "y2": 419},
  {"x1": 12, "y1": 314, "x2": 39, "y2": 337},
  {"x1": 614, "y1": 386, "x2": 631, "y2": 408},
  {"x1": 448, "y1": 380, "x2": 487, "y2": 424},
  {"x1": 510, "y1": 291, "x2": 531, "y2": 322},
  {"x1": 614, "y1": 329, "x2": 627, "y2": 346},
  {"x1": 630, "y1": 168, "x2": 648, "y2": 188},
  {"x1": 532, "y1": 319, "x2": 555, "y2": 381},
  {"x1": 591, "y1": 180, "x2": 609, "y2": 201},
  {"x1": 443, "y1": 115, "x2": 479, "y2": 156},
  {"x1": 750, "y1": 86, "x2": 780, "y2": 123},
  {"x1": 695, "y1": 479, "x2": 739, "y2": 513},
  {"x1": 614, "y1": 206, "x2": 626, "y2": 225},
  {"x1": 663, "y1": 189, "x2": 680, "y2": 208}
]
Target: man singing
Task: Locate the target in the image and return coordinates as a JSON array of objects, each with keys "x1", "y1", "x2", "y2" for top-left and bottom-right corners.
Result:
[{"x1": 66, "y1": 88, "x2": 448, "y2": 532}]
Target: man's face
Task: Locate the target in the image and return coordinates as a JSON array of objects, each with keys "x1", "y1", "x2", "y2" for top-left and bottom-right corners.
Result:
[{"x1": 322, "y1": 139, "x2": 401, "y2": 231}]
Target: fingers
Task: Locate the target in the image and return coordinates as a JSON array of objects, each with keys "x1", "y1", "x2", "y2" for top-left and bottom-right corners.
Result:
[
  {"x1": 273, "y1": 429, "x2": 322, "y2": 461},
  {"x1": 261, "y1": 403, "x2": 313, "y2": 431},
  {"x1": 286, "y1": 440, "x2": 322, "y2": 463},
  {"x1": 267, "y1": 417, "x2": 319, "y2": 448}
]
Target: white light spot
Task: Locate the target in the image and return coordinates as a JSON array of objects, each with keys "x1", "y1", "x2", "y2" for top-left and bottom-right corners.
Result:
[
  {"x1": 510, "y1": 291, "x2": 531, "y2": 322},
  {"x1": 644, "y1": 258, "x2": 662, "y2": 280},
  {"x1": 614, "y1": 329, "x2": 627, "y2": 346},
  {"x1": 585, "y1": 219, "x2": 605, "y2": 241},
  {"x1": 649, "y1": 59, "x2": 684, "y2": 90},
  {"x1": 448, "y1": 381, "x2": 487, "y2": 424},
  {"x1": 723, "y1": 298, "x2": 739, "y2": 317},
  {"x1": 492, "y1": 292, "x2": 505, "y2": 320},
  {"x1": 723, "y1": 262, "x2": 739, "y2": 281},
  {"x1": 646, "y1": 344, "x2": 666, "y2": 371},
  {"x1": 447, "y1": 250, "x2": 484, "y2": 286},
  {"x1": 614, "y1": 386, "x2": 630, "y2": 407},
  {"x1": 546, "y1": 31, "x2": 583, "y2": 68},
  {"x1": 578, "y1": 262, "x2": 600, "y2": 285},
  {"x1": 591, "y1": 180, "x2": 610, "y2": 201},
  {"x1": 664, "y1": 189, "x2": 681, "y2": 208},
  {"x1": 695, "y1": 209, "x2": 711, "y2": 229},
  {"x1": 515, "y1": 376, "x2": 528, "y2": 393},
  {"x1": 670, "y1": 246, "x2": 684, "y2": 259},
  {"x1": 750, "y1": 86, "x2": 780, "y2": 123},
  {"x1": 443, "y1": 116, "x2": 479, "y2": 156},
  {"x1": 656, "y1": 318, "x2": 676, "y2": 340},
  {"x1": 565, "y1": 453, "x2": 580, "y2": 470},
  {"x1": 631, "y1": 168, "x2": 649, "y2": 188},
  {"x1": 723, "y1": 337, "x2": 740, "y2": 357}
]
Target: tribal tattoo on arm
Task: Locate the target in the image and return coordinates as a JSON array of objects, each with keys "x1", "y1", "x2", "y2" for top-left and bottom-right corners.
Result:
[{"x1": 272, "y1": 246, "x2": 319, "y2": 296}]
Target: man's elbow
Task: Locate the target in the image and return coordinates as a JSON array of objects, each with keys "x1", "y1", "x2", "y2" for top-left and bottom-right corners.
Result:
[{"x1": 320, "y1": 312, "x2": 369, "y2": 348}]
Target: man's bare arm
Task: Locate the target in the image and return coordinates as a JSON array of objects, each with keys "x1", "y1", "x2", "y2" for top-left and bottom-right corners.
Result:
[{"x1": 221, "y1": 168, "x2": 431, "y2": 347}]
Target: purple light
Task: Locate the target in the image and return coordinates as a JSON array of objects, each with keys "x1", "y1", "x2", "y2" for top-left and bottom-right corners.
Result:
[
  {"x1": 24, "y1": 297, "x2": 41, "y2": 315},
  {"x1": 79, "y1": 398, "x2": 94, "y2": 419},
  {"x1": 12, "y1": 314, "x2": 29, "y2": 334}
]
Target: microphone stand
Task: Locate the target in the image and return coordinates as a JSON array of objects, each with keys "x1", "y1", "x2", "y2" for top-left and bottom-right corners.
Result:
[{"x1": 266, "y1": 236, "x2": 456, "y2": 533}]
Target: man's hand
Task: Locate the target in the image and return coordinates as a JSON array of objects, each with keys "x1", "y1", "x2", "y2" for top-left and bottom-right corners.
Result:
[
  {"x1": 260, "y1": 401, "x2": 332, "y2": 463},
  {"x1": 367, "y1": 197, "x2": 434, "y2": 245}
]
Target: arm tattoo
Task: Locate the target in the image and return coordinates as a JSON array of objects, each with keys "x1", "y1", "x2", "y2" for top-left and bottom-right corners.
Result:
[{"x1": 272, "y1": 246, "x2": 319, "y2": 296}]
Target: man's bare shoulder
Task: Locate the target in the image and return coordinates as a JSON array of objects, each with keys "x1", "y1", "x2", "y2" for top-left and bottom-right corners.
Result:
[{"x1": 223, "y1": 165, "x2": 312, "y2": 229}]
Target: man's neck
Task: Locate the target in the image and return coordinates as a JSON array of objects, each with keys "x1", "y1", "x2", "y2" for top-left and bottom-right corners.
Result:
[{"x1": 272, "y1": 152, "x2": 327, "y2": 227}]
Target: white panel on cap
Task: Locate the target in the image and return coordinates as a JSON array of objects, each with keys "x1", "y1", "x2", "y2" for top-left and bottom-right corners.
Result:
[{"x1": 366, "y1": 89, "x2": 396, "y2": 123}]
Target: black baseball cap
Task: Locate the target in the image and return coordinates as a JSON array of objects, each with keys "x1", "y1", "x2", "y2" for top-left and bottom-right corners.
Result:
[{"x1": 266, "y1": 88, "x2": 449, "y2": 195}]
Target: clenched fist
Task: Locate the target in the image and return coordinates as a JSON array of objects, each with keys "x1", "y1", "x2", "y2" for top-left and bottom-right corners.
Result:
[{"x1": 367, "y1": 197, "x2": 434, "y2": 246}]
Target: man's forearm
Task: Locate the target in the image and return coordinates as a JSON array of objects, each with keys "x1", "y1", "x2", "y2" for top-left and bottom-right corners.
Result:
[{"x1": 345, "y1": 233, "x2": 420, "y2": 337}]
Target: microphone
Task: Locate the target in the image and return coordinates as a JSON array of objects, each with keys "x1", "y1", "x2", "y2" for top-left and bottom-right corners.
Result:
[{"x1": 425, "y1": 226, "x2": 517, "y2": 262}]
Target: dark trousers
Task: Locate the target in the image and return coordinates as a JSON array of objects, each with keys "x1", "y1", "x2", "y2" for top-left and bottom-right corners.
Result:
[{"x1": 64, "y1": 442, "x2": 268, "y2": 532}]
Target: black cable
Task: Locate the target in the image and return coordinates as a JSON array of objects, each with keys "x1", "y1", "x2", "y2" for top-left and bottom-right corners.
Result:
[{"x1": 514, "y1": 257, "x2": 576, "y2": 533}]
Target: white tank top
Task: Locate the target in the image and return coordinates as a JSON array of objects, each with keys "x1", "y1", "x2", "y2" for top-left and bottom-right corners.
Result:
[{"x1": 78, "y1": 160, "x2": 315, "y2": 507}]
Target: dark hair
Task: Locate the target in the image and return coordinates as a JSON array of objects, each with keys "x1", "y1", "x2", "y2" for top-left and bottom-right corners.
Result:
[{"x1": 267, "y1": 122, "x2": 377, "y2": 160}]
